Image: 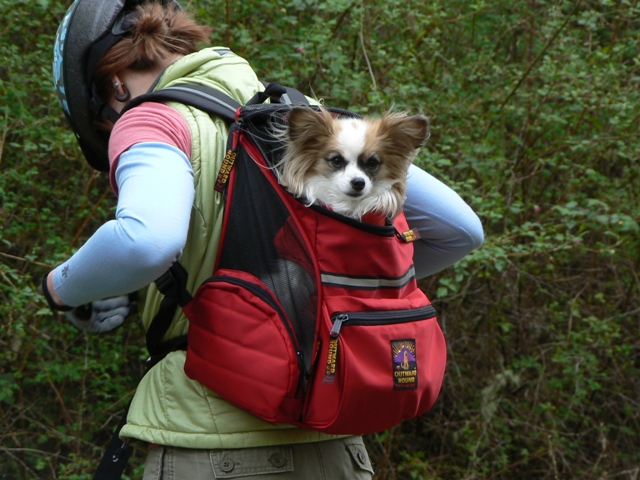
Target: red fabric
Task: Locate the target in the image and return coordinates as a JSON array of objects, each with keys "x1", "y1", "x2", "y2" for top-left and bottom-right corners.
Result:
[
  {"x1": 360, "y1": 211, "x2": 388, "y2": 226},
  {"x1": 184, "y1": 269, "x2": 302, "y2": 423},
  {"x1": 181, "y1": 115, "x2": 446, "y2": 435}
]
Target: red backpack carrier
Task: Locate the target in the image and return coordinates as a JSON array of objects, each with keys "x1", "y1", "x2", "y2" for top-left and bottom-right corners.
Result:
[{"x1": 136, "y1": 83, "x2": 447, "y2": 435}]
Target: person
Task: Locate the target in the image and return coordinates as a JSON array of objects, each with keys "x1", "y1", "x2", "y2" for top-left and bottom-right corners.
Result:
[{"x1": 45, "y1": 1, "x2": 484, "y2": 478}]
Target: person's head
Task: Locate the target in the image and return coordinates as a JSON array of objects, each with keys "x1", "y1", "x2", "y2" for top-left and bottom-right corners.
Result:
[{"x1": 53, "y1": 0, "x2": 211, "y2": 172}]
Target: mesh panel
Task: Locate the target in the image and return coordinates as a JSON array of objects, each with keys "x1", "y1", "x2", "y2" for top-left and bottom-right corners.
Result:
[{"x1": 218, "y1": 132, "x2": 318, "y2": 374}]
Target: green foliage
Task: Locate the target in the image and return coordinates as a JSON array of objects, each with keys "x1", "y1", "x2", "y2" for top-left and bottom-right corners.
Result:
[
  {"x1": 1, "y1": 0, "x2": 638, "y2": 478},
  {"x1": 1, "y1": 1, "x2": 146, "y2": 478}
]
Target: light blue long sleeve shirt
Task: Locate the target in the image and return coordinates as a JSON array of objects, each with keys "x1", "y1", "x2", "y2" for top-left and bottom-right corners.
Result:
[{"x1": 53, "y1": 142, "x2": 483, "y2": 306}]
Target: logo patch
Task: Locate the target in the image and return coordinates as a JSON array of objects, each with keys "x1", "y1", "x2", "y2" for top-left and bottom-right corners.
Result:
[
  {"x1": 391, "y1": 339, "x2": 418, "y2": 390},
  {"x1": 323, "y1": 338, "x2": 339, "y2": 384},
  {"x1": 215, "y1": 148, "x2": 236, "y2": 192}
]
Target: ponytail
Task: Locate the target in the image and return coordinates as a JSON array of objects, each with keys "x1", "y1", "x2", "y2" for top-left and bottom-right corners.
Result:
[{"x1": 93, "y1": 2, "x2": 211, "y2": 110}]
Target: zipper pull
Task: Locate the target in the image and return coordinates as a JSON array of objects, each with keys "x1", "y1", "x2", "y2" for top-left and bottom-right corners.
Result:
[
  {"x1": 326, "y1": 313, "x2": 348, "y2": 385},
  {"x1": 324, "y1": 319, "x2": 343, "y2": 385},
  {"x1": 396, "y1": 228, "x2": 421, "y2": 243},
  {"x1": 330, "y1": 314, "x2": 349, "y2": 338}
]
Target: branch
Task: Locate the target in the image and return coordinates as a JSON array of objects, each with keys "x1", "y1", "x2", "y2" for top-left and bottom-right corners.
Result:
[{"x1": 482, "y1": 0, "x2": 585, "y2": 138}]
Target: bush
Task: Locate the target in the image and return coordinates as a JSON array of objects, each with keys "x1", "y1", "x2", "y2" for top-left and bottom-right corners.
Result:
[{"x1": 1, "y1": 0, "x2": 638, "y2": 478}]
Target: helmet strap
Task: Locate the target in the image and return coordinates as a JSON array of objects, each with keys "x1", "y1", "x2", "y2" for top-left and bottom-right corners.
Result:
[
  {"x1": 89, "y1": 83, "x2": 122, "y2": 125},
  {"x1": 101, "y1": 105, "x2": 122, "y2": 124}
]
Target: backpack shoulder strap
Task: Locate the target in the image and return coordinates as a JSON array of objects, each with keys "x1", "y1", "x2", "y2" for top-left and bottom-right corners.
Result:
[
  {"x1": 122, "y1": 82, "x2": 309, "y2": 122},
  {"x1": 133, "y1": 81, "x2": 310, "y2": 354},
  {"x1": 121, "y1": 83, "x2": 241, "y2": 123},
  {"x1": 279, "y1": 84, "x2": 310, "y2": 105}
]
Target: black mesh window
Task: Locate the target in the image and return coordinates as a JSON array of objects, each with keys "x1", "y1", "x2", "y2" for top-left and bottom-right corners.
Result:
[{"x1": 218, "y1": 133, "x2": 318, "y2": 374}]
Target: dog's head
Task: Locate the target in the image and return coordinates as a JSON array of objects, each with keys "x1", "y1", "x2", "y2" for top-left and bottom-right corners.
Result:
[{"x1": 277, "y1": 106, "x2": 430, "y2": 220}]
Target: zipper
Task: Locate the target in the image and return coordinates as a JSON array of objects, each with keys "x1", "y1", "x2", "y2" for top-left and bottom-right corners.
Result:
[
  {"x1": 206, "y1": 275, "x2": 307, "y2": 391},
  {"x1": 330, "y1": 305, "x2": 437, "y2": 338}
]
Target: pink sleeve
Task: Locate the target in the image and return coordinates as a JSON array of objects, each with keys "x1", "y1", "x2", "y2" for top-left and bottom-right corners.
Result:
[{"x1": 108, "y1": 103, "x2": 192, "y2": 190}]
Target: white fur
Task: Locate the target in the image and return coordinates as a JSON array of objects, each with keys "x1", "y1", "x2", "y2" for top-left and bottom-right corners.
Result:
[{"x1": 302, "y1": 174, "x2": 399, "y2": 220}]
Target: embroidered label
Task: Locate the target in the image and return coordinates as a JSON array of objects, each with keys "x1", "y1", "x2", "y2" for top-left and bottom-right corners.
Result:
[
  {"x1": 323, "y1": 338, "x2": 339, "y2": 384},
  {"x1": 214, "y1": 149, "x2": 236, "y2": 192},
  {"x1": 392, "y1": 339, "x2": 418, "y2": 390}
]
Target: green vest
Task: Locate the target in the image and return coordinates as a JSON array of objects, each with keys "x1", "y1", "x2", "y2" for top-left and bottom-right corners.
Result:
[{"x1": 120, "y1": 48, "x2": 342, "y2": 449}]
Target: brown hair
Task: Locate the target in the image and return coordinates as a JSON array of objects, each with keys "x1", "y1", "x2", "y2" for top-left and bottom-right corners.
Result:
[{"x1": 93, "y1": 2, "x2": 211, "y2": 113}]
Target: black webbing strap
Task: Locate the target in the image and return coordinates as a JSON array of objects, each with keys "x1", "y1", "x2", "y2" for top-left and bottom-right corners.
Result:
[
  {"x1": 253, "y1": 81, "x2": 310, "y2": 106},
  {"x1": 121, "y1": 83, "x2": 240, "y2": 123},
  {"x1": 278, "y1": 84, "x2": 310, "y2": 105},
  {"x1": 146, "y1": 262, "x2": 192, "y2": 357},
  {"x1": 92, "y1": 400, "x2": 133, "y2": 480},
  {"x1": 91, "y1": 336, "x2": 184, "y2": 480},
  {"x1": 122, "y1": 81, "x2": 309, "y2": 120},
  {"x1": 248, "y1": 82, "x2": 287, "y2": 105},
  {"x1": 92, "y1": 264, "x2": 191, "y2": 480}
]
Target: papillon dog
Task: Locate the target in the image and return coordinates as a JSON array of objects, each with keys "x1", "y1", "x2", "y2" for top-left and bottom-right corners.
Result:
[{"x1": 275, "y1": 106, "x2": 430, "y2": 222}]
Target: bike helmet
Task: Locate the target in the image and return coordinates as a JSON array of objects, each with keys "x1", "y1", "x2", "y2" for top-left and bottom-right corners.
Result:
[{"x1": 53, "y1": 0, "x2": 179, "y2": 171}]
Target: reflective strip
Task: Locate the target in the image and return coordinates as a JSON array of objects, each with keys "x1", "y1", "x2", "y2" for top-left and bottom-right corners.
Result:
[{"x1": 321, "y1": 265, "x2": 416, "y2": 290}]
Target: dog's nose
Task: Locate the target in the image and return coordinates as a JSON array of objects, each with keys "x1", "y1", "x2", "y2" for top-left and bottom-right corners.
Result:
[{"x1": 351, "y1": 178, "x2": 366, "y2": 191}]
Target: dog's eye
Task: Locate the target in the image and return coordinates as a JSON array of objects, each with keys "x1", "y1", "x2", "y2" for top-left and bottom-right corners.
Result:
[
  {"x1": 327, "y1": 155, "x2": 345, "y2": 169},
  {"x1": 365, "y1": 155, "x2": 381, "y2": 170}
]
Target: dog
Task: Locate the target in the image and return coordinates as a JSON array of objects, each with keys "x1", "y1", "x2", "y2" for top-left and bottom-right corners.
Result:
[{"x1": 275, "y1": 106, "x2": 430, "y2": 222}]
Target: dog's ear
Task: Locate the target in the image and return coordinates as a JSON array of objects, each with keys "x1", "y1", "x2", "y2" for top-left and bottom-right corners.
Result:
[
  {"x1": 392, "y1": 115, "x2": 430, "y2": 149},
  {"x1": 286, "y1": 106, "x2": 333, "y2": 144},
  {"x1": 279, "y1": 106, "x2": 334, "y2": 197},
  {"x1": 380, "y1": 113, "x2": 430, "y2": 153},
  {"x1": 404, "y1": 115, "x2": 430, "y2": 149}
]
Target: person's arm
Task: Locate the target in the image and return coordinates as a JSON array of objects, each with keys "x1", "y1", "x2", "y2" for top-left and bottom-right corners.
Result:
[
  {"x1": 47, "y1": 142, "x2": 194, "y2": 307},
  {"x1": 404, "y1": 165, "x2": 484, "y2": 278}
]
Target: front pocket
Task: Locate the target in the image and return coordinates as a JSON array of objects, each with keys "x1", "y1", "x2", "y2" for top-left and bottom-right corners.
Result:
[
  {"x1": 302, "y1": 301, "x2": 446, "y2": 434},
  {"x1": 183, "y1": 268, "x2": 305, "y2": 423}
]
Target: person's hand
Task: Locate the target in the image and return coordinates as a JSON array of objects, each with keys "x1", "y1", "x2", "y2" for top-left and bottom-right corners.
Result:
[{"x1": 64, "y1": 296, "x2": 132, "y2": 334}]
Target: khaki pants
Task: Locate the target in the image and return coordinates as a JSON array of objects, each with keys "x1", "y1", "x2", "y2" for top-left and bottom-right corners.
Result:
[{"x1": 142, "y1": 437, "x2": 374, "y2": 479}]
